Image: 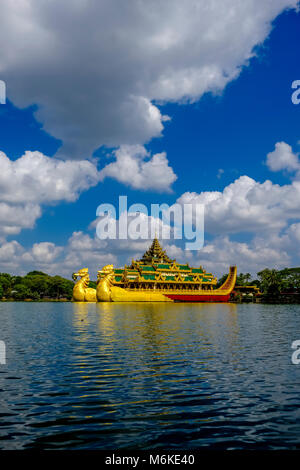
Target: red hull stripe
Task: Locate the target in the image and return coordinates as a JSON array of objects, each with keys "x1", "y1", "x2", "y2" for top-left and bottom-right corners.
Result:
[{"x1": 164, "y1": 294, "x2": 230, "y2": 302}]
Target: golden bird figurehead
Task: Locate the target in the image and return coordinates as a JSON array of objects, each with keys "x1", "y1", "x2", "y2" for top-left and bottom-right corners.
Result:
[
  {"x1": 72, "y1": 268, "x2": 90, "y2": 281},
  {"x1": 97, "y1": 264, "x2": 114, "y2": 280},
  {"x1": 101, "y1": 264, "x2": 114, "y2": 273}
]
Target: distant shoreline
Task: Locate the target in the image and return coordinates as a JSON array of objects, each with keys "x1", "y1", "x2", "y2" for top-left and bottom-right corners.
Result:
[
  {"x1": 0, "y1": 298, "x2": 72, "y2": 302},
  {"x1": 1, "y1": 299, "x2": 299, "y2": 304}
]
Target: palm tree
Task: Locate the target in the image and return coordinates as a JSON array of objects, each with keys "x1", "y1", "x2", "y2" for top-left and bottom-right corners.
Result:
[{"x1": 257, "y1": 269, "x2": 282, "y2": 295}]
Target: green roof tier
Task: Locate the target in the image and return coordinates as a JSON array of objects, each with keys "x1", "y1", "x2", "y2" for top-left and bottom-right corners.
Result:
[{"x1": 142, "y1": 274, "x2": 156, "y2": 280}]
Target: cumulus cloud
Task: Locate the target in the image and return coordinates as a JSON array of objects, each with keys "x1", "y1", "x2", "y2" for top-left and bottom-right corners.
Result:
[
  {"x1": 0, "y1": 150, "x2": 100, "y2": 236},
  {"x1": 3, "y1": 147, "x2": 300, "y2": 276},
  {"x1": 0, "y1": 232, "x2": 117, "y2": 277},
  {"x1": 63, "y1": 232, "x2": 117, "y2": 275},
  {"x1": 0, "y1": 150, "x2": 100, "y2": 204},
  {"x1": 0, "y1": 240, "x2": 24, "y2": 264},
  {"x1": 99, "y1": 145, "x2": 177, "y2": 191},
  {"x1": 198, "y1": 236, "x2": 291, "y2": 276},
  {"x1": 0, "y1": 240, "x2": 62, "y2": 272},
  {"x1": 0, "y1": 0, "x2": 297, "y2": 158},
  {"x1": 31, "y1": 242, "x2": 63, "y2": 264},
  {"x1": 1, "y1": 218, "x2": 300, "y2": 278},
  {"x1": 81, "y1": 181, "x2": 300, "y2": 276},
  {"x1": 4, "y1": 167, "x2": 300, "y2": 277},
  {"x1": 177, "y1": 175, "x2": 300, "y2": 235},
  {"x1": 266, "y1": 141, "x2": 300, "y2": 173},
  {"x1": 0, "y1": 146, "x2": 176, "y2": 240},
  {"x1": 0, "y1": 202, "x2": 41, "y2": 236}
]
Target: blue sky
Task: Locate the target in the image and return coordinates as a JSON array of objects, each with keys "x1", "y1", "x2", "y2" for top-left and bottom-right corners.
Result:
[{"x1": 0, "y1": 1, "x2": 300, "y2": 278}]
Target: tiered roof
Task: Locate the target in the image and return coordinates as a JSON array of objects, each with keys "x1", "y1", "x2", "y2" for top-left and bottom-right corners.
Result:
[{"x1": 110, "y1": 238, "x2": 218, "y2": 287}]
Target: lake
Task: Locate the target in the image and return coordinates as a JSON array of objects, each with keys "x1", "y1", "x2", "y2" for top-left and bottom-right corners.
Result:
[{"x1": 0, "y1": 302, "x2": 300, "y2": 450}]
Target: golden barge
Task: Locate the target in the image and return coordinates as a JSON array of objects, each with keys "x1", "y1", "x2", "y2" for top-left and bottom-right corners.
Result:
[{"x1": 72, "y1": 238, "x2": 237, "y2": 302}]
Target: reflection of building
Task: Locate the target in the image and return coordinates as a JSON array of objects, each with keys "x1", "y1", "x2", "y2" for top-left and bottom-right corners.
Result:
[{"x1": 97, "y1": 238, "x2": 237, "y2": 302}]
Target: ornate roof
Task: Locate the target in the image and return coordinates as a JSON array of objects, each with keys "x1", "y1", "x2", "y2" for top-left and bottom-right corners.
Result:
[{"x1": 139, "y1": 237, "x2": 173, "y2": 264}]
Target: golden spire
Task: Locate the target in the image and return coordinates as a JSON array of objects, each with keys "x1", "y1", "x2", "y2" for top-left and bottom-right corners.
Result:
[{"x1": 140, "y1": 237, "x2": 173, "y2": 264}]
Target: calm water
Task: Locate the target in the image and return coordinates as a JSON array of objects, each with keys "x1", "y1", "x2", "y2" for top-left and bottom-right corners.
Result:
[{"x1": 0, "y1": 302, "x2": 300, "y2": 450}]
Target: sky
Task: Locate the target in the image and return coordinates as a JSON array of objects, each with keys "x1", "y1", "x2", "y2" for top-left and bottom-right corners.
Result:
[{"x1": 0, "y1": 0, "x2": 300, "y2": 279}]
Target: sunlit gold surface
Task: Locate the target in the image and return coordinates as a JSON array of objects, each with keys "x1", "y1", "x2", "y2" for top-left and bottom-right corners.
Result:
[
  {"x1": 110, "y1": 287, "x2": 173, "y2": 302},
  {"x1": 96, "y1": 265, "x2": 115, "y2": 301},
  {"x1": 96, "y1": 266, "x2": 237, "y2": 302}
]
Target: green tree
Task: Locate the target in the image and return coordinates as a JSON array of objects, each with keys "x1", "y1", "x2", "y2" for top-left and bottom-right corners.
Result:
[
  {"x1": 12, "y1": 284, "x2": 31, "y2": 301},
  {"x1": 0, "y1": 270, "x2": 73, "y2": 301},
  {"x1": 278, "y1": 269, "x2": 300, "y2": 292},
  {"x1": 236, "y1": 272, "x2": 252, "y2": 285},
  {"x1": 0, "y1": 273, "x2": 13, "y2": 297},
  {"x1": 48, "y1": 276, "x2": 73, "y2": 299},
  {"x1": 26, "y1": 271, "x2": 48, "y2": 277},
  {"x1": 257, "y1": 269, "x2": 282, "y2": 295},
  {"x1": 23, "y1": 274, "x2": 50, "y2": 297}
]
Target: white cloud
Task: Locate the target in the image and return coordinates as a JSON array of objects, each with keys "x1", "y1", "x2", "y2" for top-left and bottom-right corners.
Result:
[
  {"x1": 0, "y1": 219, "x2": 299, "y2": 278},
  {"x1": 177, "y1": 175, "x2": 300, "y2": 235},
  {"x1": 0, "y1": 232, "x2": 117, "y2": 277},
  {"x1": 0, "y1": 147, "x2": 176, "y2": 241},
  {"x1": 0, "y1": 0, "x2": 297, "y2": 157},
  {"x1": 266, "y1": 141, "x2": 300, "y2": 173},
  {"x1": 99, "y1": 145, "x2": 177, "y2": 192},
  {"x1": 64, "y1": 197, "x2": 300, "y2": 277},
  {"x1": 63, "y1": 232, "x2": 117, "y2": 276},
  {"x1": 0, "y1": 240, "x2": 64, "y2": 272},
  {"x1": 199, "y1": 236, "x2": 290, "y2": 276},
  {"x1": 287, "y1": 222, "x2": 300, "y2": 244},
  {"x1": 0, "y1": 241, "x2": 23, "y2": 263},
  {"x1": 31, "y1": 242, "x2": 63, "y2": 264},
  {"x1": 0, "y1": 150, "x2": 101, "y2": 237},
  {"x1": 0, "y1": 202, "x2": 41, "y2": 236},
  {"x1": 0, "y1": 150, "x2": 100, "y2": 204},
  {"x1": 3, "y1": 138, "x2": 300, "y2": 276}
]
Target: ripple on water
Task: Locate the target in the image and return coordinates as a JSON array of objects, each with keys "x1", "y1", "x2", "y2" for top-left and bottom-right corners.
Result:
[{"x1": 0, "y1": 302, "x2": 300, "y2": 449}]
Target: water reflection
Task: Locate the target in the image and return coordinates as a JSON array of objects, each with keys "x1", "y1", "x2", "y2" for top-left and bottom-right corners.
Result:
[
  {"x1": 70, "y1": 302, "x2": 242, "y2": 435},
  {"x1": 0, "y1": 302, "x2": 300, "y2": 450}
]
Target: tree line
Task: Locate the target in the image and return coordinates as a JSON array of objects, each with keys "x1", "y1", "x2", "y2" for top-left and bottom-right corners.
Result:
[
  {"x1": 1, "y1": 267, "x2": 300, "y2": 302},
  {"x1": 0, "y1": 271, "x2": 75, "y2": 301}
]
